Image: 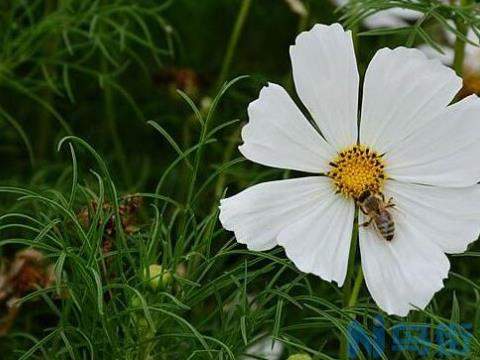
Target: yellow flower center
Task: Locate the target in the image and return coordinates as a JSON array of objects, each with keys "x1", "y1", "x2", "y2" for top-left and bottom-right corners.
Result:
[{"x1": 327, "y1": 145, "x2": 386, "y2": 199}]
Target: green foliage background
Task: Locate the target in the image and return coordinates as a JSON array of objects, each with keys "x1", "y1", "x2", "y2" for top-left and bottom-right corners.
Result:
[{"x1": 0, "y1": 0, "x2": 480, "y2": 359}]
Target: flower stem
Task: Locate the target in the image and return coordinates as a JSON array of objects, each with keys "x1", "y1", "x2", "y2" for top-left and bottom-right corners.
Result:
[
  {"x1": 102, "y1": 61, "x2": 132, "y2": 188},
  {"x1": 216, "y1": 0, "x2": 252, "y2": 88},
  {"x1": 342, "y1": 225, "x2": 359, "y2": 306},
  {"x1": 348, "y1": 266, "x2": 363, "y2": 308},
  {"x1": 453, "y1": 0, "x2": 473, "y2": 75},
  {"x1": 340, "y1": 219, "x2": 360, "y2": 359},
  {"x1": 37, "y1": 0, "x2": 56, "y2": 161}
]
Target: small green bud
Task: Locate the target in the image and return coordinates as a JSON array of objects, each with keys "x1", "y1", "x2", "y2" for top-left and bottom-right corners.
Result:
[
  {"x1": 129, "y1": 296, "x2": 143, "y2": 308},
  {"x1": 144, "y1": 264, "x2": 173, "y2": 290},
  {"x1": 287, "y1": 355, "x2": 312, "y2": 360},
  {"x1": 136, "y1": 317, "x2": 155, "y2": 339}
]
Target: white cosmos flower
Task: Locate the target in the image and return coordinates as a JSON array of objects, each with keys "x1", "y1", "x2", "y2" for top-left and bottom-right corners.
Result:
[
  {"x1": 332, "y1": 0, "x2": 423, "y2": 29},
  {"x1": 219, "y1": 23, "x2": 480, "y2": 317}
]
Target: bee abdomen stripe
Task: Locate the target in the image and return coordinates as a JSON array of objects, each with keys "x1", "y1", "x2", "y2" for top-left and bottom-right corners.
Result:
[
  {"x1": 377, "y1": 222, "x2": 393, "y2": 230},
  {"x1": 377, "y1": 221, "x2": 394, "y2": 238}
]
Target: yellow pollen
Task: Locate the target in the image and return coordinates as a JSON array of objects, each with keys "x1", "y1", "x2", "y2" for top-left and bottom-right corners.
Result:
[{"x1": 327, "y1": 144, "x2": 386, "y2": 199}]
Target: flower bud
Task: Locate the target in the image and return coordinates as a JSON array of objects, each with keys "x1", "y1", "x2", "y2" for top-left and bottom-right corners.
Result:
[
  {"x1": 144, "y1": 264, "x2": 172, "y2": 290},
  {"x1": 287, "y1": 354, "x2": 312, "y2": 360}
]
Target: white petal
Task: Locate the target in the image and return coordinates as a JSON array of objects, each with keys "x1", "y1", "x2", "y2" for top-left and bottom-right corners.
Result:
[
  {"x1": 220, "y1": 176, "x2": 334, "y2": 251},
  {"x1": 277, "y1": 188, "x2": 354, "y2": 286},
  {"x1": 363, "y1": 12, "x2": 408, "y2": 28},
  {"x1": 385, "y1": 8, "x2": 424, "y2": 20},
  {"x1": 363, "y1": 8, "x2": 422, "y2": 29},
  {"x1": 386, "y1": 95, "x2": 480, "y2": 187},
  {"x1": 360, "y1": 47, "x2": 462, "y2": 154},
  {"x1": 329, "y1": 2, "x2": 422, "y2": 29},
  {"x1": 290, "y1": 23, "x2": 359, "y2": 150},
  {"x1": 241, "y1": 337, "x2": 283, "y2": 360},
  {"x1": 417, "y1": 44, "x2": 455, "y2": 66},
  {"x1": 359, "y1": 210, "x2": 450, "y2": 317},
  {"x1": 219, "y1": 176, "x2": 355, "y2": 286},
  {"x1": 240, "y1": 83, "x2": 336, "y2": 173},
  {"x1": 386, "y1": 181, "x2": 480, "y2": 253}
]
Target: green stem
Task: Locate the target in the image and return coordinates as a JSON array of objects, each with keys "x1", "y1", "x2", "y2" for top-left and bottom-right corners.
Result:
[
  {"x1": 340, "y1": 218, "x2": 359, "y2": 359},
  {"x1": 342, "y1": 219, "x2": 359, "y2": 306},
  {"x1": 453, "y1": 25, "x2": 467, "y2": 76},
  {"x1": 102, "y1": 59, "x2": 132, "y2": 188},
  {"x1": 351, "y1": 22, "x2": 360, "y2": 55},
  {"x1": 348, "y1": 266, "x2": 363, "y2": 308},
  {"x1": 216, "y1": 0, "x2": 252, "y2": 88},
  {"x1": 453, "y1": 0, "x2": 473, "y2": 75},
  {"x1": 283, "y1": 3, "x2": 310, "y2": 93},
  {"x1": 37, "y1": 0, "x2": 57, "y2": 160},
  {"x1": 213, "y1": 126, "x2": 241, "y2": 202}
]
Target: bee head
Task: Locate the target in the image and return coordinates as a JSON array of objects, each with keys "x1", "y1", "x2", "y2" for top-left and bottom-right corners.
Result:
[{"x1": 357, "y1": 189, "x2": 371, "y2": 203}]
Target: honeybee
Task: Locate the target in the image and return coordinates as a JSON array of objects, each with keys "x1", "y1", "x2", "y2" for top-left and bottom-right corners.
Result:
[{"x1": 356, "y1": 190, "x2": 395, "y2": 241}]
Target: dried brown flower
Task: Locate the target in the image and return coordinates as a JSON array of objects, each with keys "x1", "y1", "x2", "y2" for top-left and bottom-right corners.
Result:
[
  {"x1": 78, "y1": 195, "x2": 143, "y2": 253},
  {"x1": 153, "y1": 67, "x2": 201, "y2": 97},
  {"x1": 0, "y1": 249, "x2": 55, "y2": 335}
]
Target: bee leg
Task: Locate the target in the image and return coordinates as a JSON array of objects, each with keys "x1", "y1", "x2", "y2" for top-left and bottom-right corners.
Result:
[
  {"x1": 358, "y1": 205, "x2": 368, "y2": 215},
  {"x1": 359, "y1": 218, "x2": 373, "y2": 227},
  {"x1": 386, "y1": 197, "x2": 395, "y2": 208}
]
